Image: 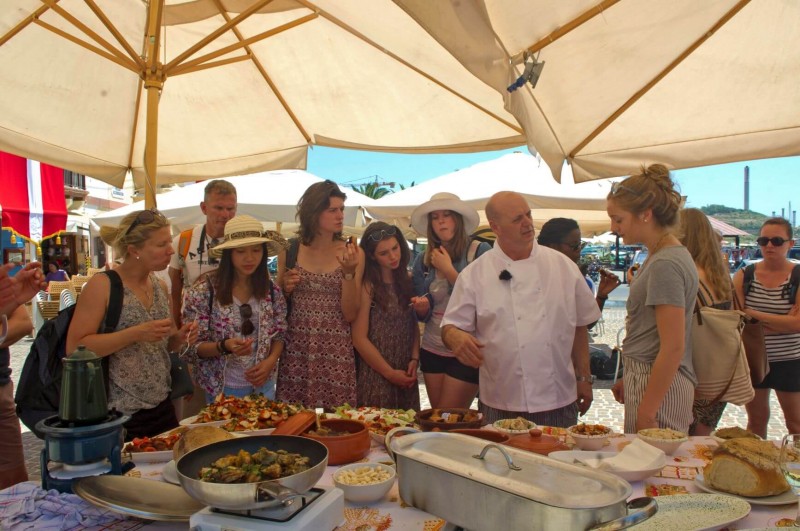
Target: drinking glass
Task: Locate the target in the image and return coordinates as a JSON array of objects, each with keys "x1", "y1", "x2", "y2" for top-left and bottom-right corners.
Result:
[{"x1": 780, "y1": 433, "x2": 800, "y2": 527}]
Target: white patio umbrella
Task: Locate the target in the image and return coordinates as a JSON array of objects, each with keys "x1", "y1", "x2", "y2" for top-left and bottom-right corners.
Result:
[
  {"x1": 366, "y1": 152, "x2": 614, "y2": 236},
  {"x1": 0, "y1": 1, "x2": 526, "y2": 207},
  {"x1": 91, "y1": 170, "x2": 373, "y2": 235},
  {"x1": 397, "y1": 0, "x2": 800, "y2": 182}
]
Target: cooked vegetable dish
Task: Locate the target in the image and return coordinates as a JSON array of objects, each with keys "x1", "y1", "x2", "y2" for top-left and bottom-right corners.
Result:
[{"x1": 199, "y1": 448, "x2": 311, "y2": 483}]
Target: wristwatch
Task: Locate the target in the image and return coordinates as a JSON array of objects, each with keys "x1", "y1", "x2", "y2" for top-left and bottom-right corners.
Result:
[
  {"x1": 343, "y1": 272, "x2": 355, "y2": 281},
  {"x1": 576, "y1": 375, "x2": 594, "y2": 383}
]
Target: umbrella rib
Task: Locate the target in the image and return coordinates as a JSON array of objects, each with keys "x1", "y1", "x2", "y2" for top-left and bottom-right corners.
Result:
[
  {"x1": 171, "y1": 55, "x2": 252, "y2": 76},
  {"x1": 164, "y1": 0, "x2": 274, "y2": 72},
  {"x1": 38, "y1": 0, "x2": 140, "y2": 72},
  {"x1": 569, "y1": 0, "x2": 751, "y2": 159},
  {"x1": 83, "y1": 0, "x2": 145, "y2": 70},
  {"x1": 510, "y1": 0, "x2": 621, "y2": 64},
  {"x1": 33, "y1": 19, "x2": 138, "y2": 72},
  {"x1": 0, "y1": 2, "x2": 57, "y2": 47},
  {"x1": 296, "y1": 0, "x2": 523, "y2": 134}
]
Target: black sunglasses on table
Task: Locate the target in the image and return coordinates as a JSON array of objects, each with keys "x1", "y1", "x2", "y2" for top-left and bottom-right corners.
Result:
[{"x1": 756, "y1": 236, "x2": 791, "y2": 247}]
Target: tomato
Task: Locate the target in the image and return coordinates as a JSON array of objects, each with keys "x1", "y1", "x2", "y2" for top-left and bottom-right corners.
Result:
[{"x1": 143, "y1": 446, "x2": 157, "y2": 452}]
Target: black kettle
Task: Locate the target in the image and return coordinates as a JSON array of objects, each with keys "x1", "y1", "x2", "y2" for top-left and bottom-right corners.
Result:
[{"x1": 59, "y1": 345, "x2": 108, "y2": 425}]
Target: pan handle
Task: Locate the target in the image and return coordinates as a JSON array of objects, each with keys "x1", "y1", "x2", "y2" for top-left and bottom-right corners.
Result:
[
  {"x1": 384, "y1": 426, "x2": 421, "y2": 462},
  {"x1": 586, "y1": 497, "x2": 657, "y2": 530},
  {"x1": 471, "y1": 443, "x2": 521, "y2": 471},
  {"x1": 255, "y1": 483, "x2": 305, "y2": 506}
]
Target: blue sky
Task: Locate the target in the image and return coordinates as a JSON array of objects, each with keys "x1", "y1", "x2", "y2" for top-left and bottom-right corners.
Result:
[{"x1": 307, "y1": 146, "x2": 800, "y2": 219}]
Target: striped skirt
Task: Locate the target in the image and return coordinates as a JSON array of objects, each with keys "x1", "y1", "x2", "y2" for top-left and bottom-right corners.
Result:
[{"x1": 623, "y1": 357, "x2": 694, "y2": 434}]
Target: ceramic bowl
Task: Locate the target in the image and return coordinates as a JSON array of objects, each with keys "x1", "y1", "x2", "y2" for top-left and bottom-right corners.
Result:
[
  {"x1": 333, "y1": 463, "x2": 396, "y2": 503},
  {"x1": 493, "y1": 418, "x2": 537, "y2": 435},
  {"x1": 637, "y1": 428, "x2": 688, "y2": 455},
  {"x1": 302, "y1": 419, "x2": 370, "y2": 465},
  {"x1": 567, "y1": 424, "x2": 612, "y2": 451},
  {"x1": 417, "y1": 408, "x2": 483, "y2": 432},
  {"x1": 709, "y1": 427, "x2": 762, "y2": 445},
  {"x1": 451, "y1": 428, "x2": 510, "y2": 444}
]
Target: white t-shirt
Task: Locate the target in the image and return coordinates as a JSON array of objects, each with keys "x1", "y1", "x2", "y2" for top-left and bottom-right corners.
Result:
[
  {"x1": 442, "y1": 243, "x2": 600, "y2": 413},
  {"x1": 169, "y1": 225, "x2": 221, "y2": 288}
]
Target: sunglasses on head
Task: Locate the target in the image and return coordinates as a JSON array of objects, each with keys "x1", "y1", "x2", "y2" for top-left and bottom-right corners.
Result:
[
  {"x1": 125, "y1": 208, "x2": 165, "y2": 236},
  {"x1": 366, "y1": 226, "x2": 398, "y2": 242},
  {"x1": 239, "y1": 303, "x2": 254, "y2": 336},
  {"x1": 610, "y1": 182, "x2": 641, "y2": 196},
  {"x1": 563, "y1": 240, "x2": 588, "y2": 251},
  {"x1": 756, "y1": 236, "x2": 791, "y2": 247}
]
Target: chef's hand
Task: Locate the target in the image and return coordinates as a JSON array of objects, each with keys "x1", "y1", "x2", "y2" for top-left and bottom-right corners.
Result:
[
  {"x1": 445, "y1": 328, "x2": 484, "y2": 368},
  {"x1": 611, "y1": 379, "x2": 624, "y2": 404},
  {"x1": 576, "y1": 382, "x2": 593, "y2": 416}
]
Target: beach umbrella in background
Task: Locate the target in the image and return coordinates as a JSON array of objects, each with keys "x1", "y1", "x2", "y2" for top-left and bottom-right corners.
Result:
[
  {"x1": 397, "y1": 0, "x2": 800, "y2": 183},
  {"x1": 0, "y1": 1, "x2": 526, "y2": 207}
]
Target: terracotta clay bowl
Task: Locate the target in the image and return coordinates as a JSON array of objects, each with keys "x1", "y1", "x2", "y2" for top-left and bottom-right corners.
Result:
[{"x1": 302, "y1": 419, "x2": 371, "y2": 465}]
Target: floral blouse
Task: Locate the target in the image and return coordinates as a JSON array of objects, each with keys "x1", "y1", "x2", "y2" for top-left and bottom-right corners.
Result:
[{"x1": 180, "y1": 278, "x2": 288, "y2": 397}]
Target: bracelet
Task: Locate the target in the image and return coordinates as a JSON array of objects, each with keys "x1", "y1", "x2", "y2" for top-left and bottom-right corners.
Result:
[
  {"x1": 596, "y1": 295, "x2": 608, "y2": 301},
  {"x1": 576, "y1": 375, "x2": 594, "y2": 383},
  {"x1": 410, "y1": 358, "x2": 419, "y2": 362},
  {"x1": 217, "y1": 338, "x2": 232, "y2": 356}
]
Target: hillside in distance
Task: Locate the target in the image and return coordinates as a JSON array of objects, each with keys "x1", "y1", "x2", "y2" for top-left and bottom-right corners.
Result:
[{"x1": 700, "y1": 204, "x2": 768, "y2": 235}]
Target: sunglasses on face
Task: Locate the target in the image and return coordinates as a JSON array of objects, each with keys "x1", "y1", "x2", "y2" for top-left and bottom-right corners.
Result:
[
  {"x1": 610, "y1": 182, "x2": 641, "y2": 196},
  {"x1": 366, "y1": 226, "x2": 398, "y2": 242},
  {"x1": 239, "y1": 303, "x2": 254, "y2": 336},
  {"x1": 756, "y1": 236, "x2": 791, "y2": 247},
  {"x1": 563, "y1": 240, "x2": 588, "y2": 251},
  {"x1": 125, "y1": 208, "x2": 165, "y2": 236}
]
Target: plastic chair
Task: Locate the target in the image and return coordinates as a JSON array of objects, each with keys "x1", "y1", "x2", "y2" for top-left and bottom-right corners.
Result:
[
  {"x1": 87, "y1": 267, "x2": 105, "y2": 276},
  {"x1": 47, "y1": 280, "x2": 73, "y2": 298},
  {"x1": 71, "y1": 275, "x2": 91, "y2": 296},
  {"x1": 59, "y1": 289, "x2": 76, "y2": 311}
]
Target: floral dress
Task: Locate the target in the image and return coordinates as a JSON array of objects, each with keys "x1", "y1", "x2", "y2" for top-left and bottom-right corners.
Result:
[
  {"x1": 357, "y1": 290, "x2": 420, "y2": 410},
  {"x1": 277, "y1": 266, "x2": 356, "y2": 409}
]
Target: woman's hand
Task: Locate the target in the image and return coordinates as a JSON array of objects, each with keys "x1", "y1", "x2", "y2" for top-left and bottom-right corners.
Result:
[
  {"x1": 429, "y1": 246, "x2": 456, "y2": 276},
  {"x1": 597, "y1": 269, "x2": 621, "y2": 298},
  {"x1": 177, "y1": 321, "x2": 198, "y2": 344},
  {"x1": 410, "y1": 295, "x2": 430, "y2": 318},
  {"x1": 228, "y1": 338, "x2": 255, "y2": 357},
  {"x1": 282, "y1": 268, "x2": 301, "y2": 295},
  {"x1": 336, "y1": 239, "x2": 359, "y2": 275},
  {"x1": 136, "y1": 318, "x2": 173, "y2": 343},
  {"x1": 406, "y1": 358, "x2": 419, "y2": 378},
  {"x1": 611, "y1": 379, "x2": 624, "y2": 404},
  {"x1": 385, "y1": 368, "x2": 417, "y2": 388},
  {"x1": 636, "y1": 411, "x2": 658, "y2": 432},
  {"x1": 245, "y1": 357, "x2": 275, "y2": 388}
]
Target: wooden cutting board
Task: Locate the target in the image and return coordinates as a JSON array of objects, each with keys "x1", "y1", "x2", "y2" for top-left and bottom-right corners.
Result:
[{"x1": 271, "y1": 410, "x2": 316, "y2": 435}]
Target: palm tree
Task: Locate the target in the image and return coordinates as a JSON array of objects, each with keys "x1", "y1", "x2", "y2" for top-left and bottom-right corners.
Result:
[{"x1": 351, "y1": 182, "x2": 393, "y2": 199}]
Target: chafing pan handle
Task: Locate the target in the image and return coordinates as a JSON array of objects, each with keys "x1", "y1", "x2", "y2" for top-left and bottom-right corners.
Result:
[
  {"x1": 384, "y1": 426, "x2": 421, "y2": 462},
  {"x1": 471, "y1": 444, "x2": 522, "y2": 471},
  {"x1": 255, "y1": 483, "x2": 304, "y2": 506},
  {"x1": 586, "y1": 497, "x2": 657, "y2": 531}
]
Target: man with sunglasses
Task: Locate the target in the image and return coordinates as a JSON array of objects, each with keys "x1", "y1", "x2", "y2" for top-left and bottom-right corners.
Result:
[
  {"x1": 168, "y1": 180, "x2": 237, "y2": 417},
  {"x1": 441, "y1": 192, "x2": 600, "y2": 428}
]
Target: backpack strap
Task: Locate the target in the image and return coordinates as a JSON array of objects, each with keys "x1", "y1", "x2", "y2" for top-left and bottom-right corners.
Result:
[
  {"x1": 466, "y1": 239, "x2": 480, "y2": 264},
  {"x1": 285, "y1": 237, "x2": 300, "y2": 270},
  {"x1": 789, "y1": 264, "x2": 800, "y2": 302},
  {"x1": 743, "y1": 264, "x2": 756, "y2": 296},
  {"x1": 178, "y1": 228, "x2": 194, "y2": 262},
  {"x1": 100, "y1": 270, "x2": 124, "y2": 333},
  {"x1": 696, "y1": 280, "x2": 714, "y2": 308}
]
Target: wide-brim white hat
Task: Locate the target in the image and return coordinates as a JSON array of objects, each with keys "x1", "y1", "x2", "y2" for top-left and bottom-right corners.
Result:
[
  {"x1": 410, "y1": 192, "x2": 480, "y2": 235},
  {"x1": 209, "y1": 215, "x2": 289, "y2": 257}
]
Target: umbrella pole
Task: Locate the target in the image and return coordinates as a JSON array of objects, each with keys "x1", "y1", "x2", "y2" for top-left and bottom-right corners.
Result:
[{"x1": 144, "y1": 78, "x2": 160, "y2": 209}]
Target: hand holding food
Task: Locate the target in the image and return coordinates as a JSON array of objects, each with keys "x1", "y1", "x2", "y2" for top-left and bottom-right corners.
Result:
[
  {"x1": 137, "y1": 318, "x2": 173, "y2": 342},
  {"x1": 282, "y1": 268, "x2": 301, "y2": 295}
]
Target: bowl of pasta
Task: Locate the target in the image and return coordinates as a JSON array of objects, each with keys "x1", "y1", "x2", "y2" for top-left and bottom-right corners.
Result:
[{"x1": 332, "y1": 463, "x2": 396, "y2": 503}]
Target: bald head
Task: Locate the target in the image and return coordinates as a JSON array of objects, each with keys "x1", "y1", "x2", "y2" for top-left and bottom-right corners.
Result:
[
  {"x1": 486, "y1": 191, "x2": 521, "y2": 223},
  {"x1": 487, "y1": 192, "x2": 535, "y2": 258}
]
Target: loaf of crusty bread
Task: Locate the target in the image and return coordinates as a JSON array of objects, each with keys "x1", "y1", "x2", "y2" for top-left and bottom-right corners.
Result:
[
  {"x1": 704, "y1": 438, "x2": 789, "y2": 497},
  {"x1": 173, "y1": 426, "x2": 234, "y2": 461}
]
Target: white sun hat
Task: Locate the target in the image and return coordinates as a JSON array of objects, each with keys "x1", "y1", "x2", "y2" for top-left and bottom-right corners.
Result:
[{"x1": 410, "y1": 192, "x2": 480, "y2": 235}]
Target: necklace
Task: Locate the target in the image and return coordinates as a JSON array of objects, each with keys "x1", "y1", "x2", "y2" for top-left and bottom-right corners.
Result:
[
  {"x1": 132, "y1": 281, "x2": 153, "y2": 308},
  {"x1": 651, "y1": 232, "x2": 673, "y2": 255}
]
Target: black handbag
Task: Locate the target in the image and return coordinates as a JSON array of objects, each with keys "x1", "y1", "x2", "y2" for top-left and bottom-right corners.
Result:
[{"x1": 169, "y1": 350, "x2": 194, "y2": 400}]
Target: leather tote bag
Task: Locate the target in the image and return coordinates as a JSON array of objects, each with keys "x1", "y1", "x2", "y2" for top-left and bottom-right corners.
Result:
[{"x1": 732, "y1": 290, "x2": 769, "y2": 385}]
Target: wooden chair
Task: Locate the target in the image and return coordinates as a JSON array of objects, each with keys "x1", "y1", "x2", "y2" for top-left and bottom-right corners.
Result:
[
  {"x1": 87, "y1": 267, "x2": 105, "y2": 276},
  {"x1": 37, "y1": 299, "x2": 61, "y2": 321},
  {"x1": 47, "y1": 281, "x2": 74, "y2": 298}
]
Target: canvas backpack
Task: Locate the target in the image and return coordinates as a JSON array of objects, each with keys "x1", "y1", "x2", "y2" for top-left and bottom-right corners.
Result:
[{"x1": 15, "y1": 270, "x2": 124, "y2": 438}]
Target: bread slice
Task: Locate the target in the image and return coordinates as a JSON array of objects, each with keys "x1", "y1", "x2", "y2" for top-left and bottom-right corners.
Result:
[
  {"x1": 704, "y1": 438, "x2": 789, "y2": 497},
  {"x1": 173, "y1": 426, "x2": 235, "y2": 461}
]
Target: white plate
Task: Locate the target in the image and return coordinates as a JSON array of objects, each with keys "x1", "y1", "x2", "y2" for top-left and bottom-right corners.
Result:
[
  {"x1": 548, "y1": 451, "x2": 665, "y2": 482},
  {"x1": 695, "y1": 474, "x2": 798, "y2": 505},
  {"x1": 229, "y1": 427, "x2": 276, "y2": 437},
  {"x1": 178, "y1": 415, "x2": 227, "y2": 428},
  {"x1": 631, "y1": 493, "x2": 750, "y2": 531},
  {"x1": 161, "y1": 460, "x2": 180, "y2": 485},
  {"x1": 127, "y1": 450, "x2": 173, "y2": 463}
]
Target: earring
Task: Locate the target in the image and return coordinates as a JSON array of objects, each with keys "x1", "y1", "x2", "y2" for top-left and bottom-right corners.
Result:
[{"x1": 136, "y1": 255, "x2": 141, "y2": 260}]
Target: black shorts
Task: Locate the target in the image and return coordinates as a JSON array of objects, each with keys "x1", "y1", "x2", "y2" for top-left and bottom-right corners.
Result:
[
  {"x1": 754, "y1": 358, "x2": 800, "y2": 392},
  {"x1": 419, "y1": 348, "x2": 479, "y2": 384}
]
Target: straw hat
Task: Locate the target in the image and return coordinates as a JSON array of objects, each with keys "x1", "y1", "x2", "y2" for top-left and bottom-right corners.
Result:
[
  {"x1": 209, "y1": 215, "x2": 289, "y2": 257},
  {"x1": 410, "y1": 192, "x2": 480, "y2": 235}
]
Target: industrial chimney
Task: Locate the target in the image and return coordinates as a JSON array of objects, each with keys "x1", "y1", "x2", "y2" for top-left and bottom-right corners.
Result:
[{"x1": 744, "y1": 166, "x2": 750, "y2": 211}]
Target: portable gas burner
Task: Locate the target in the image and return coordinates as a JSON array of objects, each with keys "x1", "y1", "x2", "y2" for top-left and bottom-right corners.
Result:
[
  {"x1": 37, "y1": 410, "x2": 130, "y2": 493},
  {"x1": 189, "y1": 486, "x2": 345, "y2": 530}
]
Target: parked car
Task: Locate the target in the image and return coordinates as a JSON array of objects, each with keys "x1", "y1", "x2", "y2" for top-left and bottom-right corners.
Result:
[{"x1": 732, "y1": 246, "x2": 800, "y2": 273}]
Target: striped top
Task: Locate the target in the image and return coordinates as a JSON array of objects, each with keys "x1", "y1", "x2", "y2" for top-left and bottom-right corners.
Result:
[{"x1": 746, "y1": 275, "x2": 800, "y2": 362}]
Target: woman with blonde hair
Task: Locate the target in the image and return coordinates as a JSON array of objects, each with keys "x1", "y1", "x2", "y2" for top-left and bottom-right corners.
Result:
[
  {"x1": 679, "y1": 208, "x2": 734, "y2": 435},
  {"x1": 67, "y1": 209, "x2": 196, "y2": 439},
  {"x1": 607, "y1": 164, "x2": 698, "y2": 433}
]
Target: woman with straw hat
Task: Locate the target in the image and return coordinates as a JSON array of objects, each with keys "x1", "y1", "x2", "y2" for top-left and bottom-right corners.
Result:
[
  {"x1": 181, "y1": 215, "x2": 289, "y2": 401},
  {"x1": 410, "y1": 192, "x2": 491, "y2": 409}
]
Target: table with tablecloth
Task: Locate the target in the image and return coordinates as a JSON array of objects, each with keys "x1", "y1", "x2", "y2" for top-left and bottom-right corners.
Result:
[{"x1": 2, "y1": 433, "x2": 797, "y2": 530}]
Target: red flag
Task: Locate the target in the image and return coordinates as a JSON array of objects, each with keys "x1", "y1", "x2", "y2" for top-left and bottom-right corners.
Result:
[{"x1": 0, "y1": 151, "x2": 67, "y2": 243}]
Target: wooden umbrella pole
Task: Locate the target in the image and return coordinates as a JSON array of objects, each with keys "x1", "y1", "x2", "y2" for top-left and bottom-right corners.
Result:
[{"x1": 143, "y1": 1, "x2": 164, "y2": 209}]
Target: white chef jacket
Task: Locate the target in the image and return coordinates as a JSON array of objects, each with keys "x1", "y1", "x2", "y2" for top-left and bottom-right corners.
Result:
[{"x1": 442, "y1": 243, "x2": 600, "y2": 413}]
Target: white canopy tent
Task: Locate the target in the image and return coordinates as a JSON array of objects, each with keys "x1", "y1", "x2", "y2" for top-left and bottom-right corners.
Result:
[
  {"x1": 366, "y1": 152, "x2": 614, "y2": 236},
  {"x1": 92, "y1": 170, "x2": 374, "y2": 235}
]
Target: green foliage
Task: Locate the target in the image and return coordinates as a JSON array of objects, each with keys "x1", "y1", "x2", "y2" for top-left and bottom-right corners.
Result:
[
  {"x1": 699, "y1": 205, "x2": 773, "y2": 236},
  {"x1": 351, "y1": 182, "x2": 393, "y2": 199},
  {"x1": 398, "y1": 181, "x2": 416, "y2": 190}
]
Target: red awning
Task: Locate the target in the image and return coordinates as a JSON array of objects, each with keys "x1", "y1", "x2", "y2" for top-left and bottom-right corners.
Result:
[
  {"x1": 0, "y1": 151, "x2": 67, "y2": 243},
  {"x1": 707, "y1": 216, "x2": 750, "y2": 237}
]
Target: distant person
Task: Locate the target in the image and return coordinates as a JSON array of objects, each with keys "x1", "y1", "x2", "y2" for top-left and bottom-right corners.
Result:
[
  {"x1": 181, "y1": 215, "x2": 288, "y2": 401},
  {"x1": 168, "y1": 179, "x2": 236, "y2": 418},
  {"x1": 276, "y1": 180, "x2": 364, "y2": 410},
  {"x1": 44, "y1": 262, "x2": 69, "y2": 283},
  {"x1": 733, "y1": 217, "x2": 800, "y2": 437},
  {"x1": 441, "y1": 192, "x2": 600, "y2": 428},
  {"x1": 679, "y1": 208, "x2": 735, "y2": 435},
  {"x1": 538, "y1": 217, "x2": 621, "y2": 314},
  {"x1": 607, "y1": 164, "x2": 698, "y2": 433},
  {"x1": 410, "y1": 193, "x2": 491, "y2": 410},
  {"x1": 352, "y1": 222, "x2": 420, "y2": 410}
]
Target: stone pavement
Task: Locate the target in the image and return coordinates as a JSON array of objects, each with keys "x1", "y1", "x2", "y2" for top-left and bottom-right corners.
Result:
[{"x1": 10, "y1": 297, "x2": 789, "y2": 484}]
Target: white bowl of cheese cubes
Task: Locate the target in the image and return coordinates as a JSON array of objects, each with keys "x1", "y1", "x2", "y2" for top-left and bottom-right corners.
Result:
[{"x1": 332, "y1": 462, "x2": 396, "y2": 503}]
